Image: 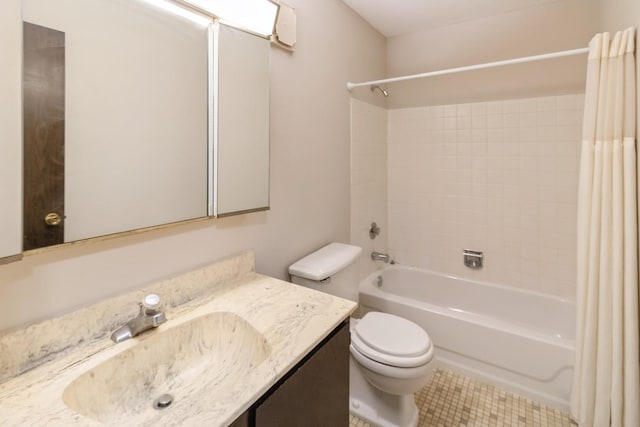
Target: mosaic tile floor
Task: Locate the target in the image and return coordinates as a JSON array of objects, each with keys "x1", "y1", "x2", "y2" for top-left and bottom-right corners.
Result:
[{"x1": 349, "y1": 369, "x2": 577, "y2": 427}]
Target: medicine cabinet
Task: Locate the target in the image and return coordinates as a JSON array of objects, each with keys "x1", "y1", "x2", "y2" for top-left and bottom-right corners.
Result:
[{"x1": 0, "y1": 0, "x2": 271, "y2": 259}]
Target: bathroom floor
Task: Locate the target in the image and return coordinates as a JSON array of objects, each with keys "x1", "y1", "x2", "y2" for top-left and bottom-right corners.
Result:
[{"x1": 349, "y1": 369, "x2": 577, "y2": 427}]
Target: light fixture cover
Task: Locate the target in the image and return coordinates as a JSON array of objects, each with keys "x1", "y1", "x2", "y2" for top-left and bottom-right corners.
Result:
[
  {"x1": 182, "y1": 0, "x2": 279, "y2": 36},
  {"x1": 275, "y1": 3, "x2": 296, "y2": 47},
  {"x1": 139, "y1": 0, "x2": 211, "y2": 26}
]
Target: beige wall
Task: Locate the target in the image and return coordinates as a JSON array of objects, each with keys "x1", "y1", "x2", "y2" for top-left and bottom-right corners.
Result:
[
  {"x1": 0, "y1": 0, "x2": 386, "y2": 332},
  {"x1": 598, "y1": 0, "x2": 640, "y2": 31},
  {"x1": 598, "y1": 2, "x2": 640, "y2": 300},
  {"x1": 596, "y1": 0, "x2": 640, "y2": 141},
  {"x1": 385, "y1": 0, "x2": 599, "y2": 108}
]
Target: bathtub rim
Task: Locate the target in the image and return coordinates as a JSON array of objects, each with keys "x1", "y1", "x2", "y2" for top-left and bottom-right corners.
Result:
[
  {"x1": 360, "y1": 264, "x2": 576, "y2": 346},
  {"x1": 363, "y1": 263, "x2": 576, "y2": 305}
]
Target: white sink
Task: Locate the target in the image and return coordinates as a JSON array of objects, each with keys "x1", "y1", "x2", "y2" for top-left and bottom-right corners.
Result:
[{"x1": 62, "y1": 311, "x2": 270, "y2": 425}]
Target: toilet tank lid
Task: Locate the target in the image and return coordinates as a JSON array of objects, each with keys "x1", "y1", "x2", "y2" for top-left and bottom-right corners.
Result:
[{"x1": 289, "y1": 243, "x2": 362, "y2": 281}]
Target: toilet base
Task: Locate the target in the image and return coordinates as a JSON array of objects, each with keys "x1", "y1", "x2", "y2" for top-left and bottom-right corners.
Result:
[
  {"x1": 350, "y1": 395, "x2": 418, "y2": 427},
  {"x1": 349, "y1": 357, "x2": 419, "y2": 427}
]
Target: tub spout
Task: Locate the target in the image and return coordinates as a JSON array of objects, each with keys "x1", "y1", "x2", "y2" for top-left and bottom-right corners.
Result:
[{"x1": 371, "y1": 251, "x2": 390, "y2": 263}]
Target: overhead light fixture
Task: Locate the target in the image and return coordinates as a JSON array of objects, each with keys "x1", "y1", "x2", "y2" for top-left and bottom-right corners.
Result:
[
  {"x1": 180, "y1": 0, "x2": 279, "y2": 37},
  {"x1": 139, "y1": 0, "x2": 212, "y2": 26}
]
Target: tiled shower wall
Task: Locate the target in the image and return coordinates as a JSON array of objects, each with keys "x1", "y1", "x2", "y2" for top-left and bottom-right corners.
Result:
[
  {"x1": 387, "y1": 95, "x2": 584, "y2": 298},
  {"x1": 350, "y1": 99, "x2": 388, "y2": 281}
]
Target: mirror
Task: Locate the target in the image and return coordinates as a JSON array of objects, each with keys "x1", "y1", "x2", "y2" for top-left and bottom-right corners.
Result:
[
  {"x1": 10, "y1": 0, "x2": 272, "y2": 254},
  {"x1": 22, "y1": 0, "x2": 209, "y2": 250},
  {"x1": 0, "y1": 1, "x2": 22, "y2": 262},
  {"x1": 212, "y1": 23, "x2": 270, "y2": 217}
]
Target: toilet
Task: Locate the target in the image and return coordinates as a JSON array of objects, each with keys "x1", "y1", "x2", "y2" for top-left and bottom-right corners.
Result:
[{"x1": 289, "y1": 243, "x2": 434, "y2": 427}]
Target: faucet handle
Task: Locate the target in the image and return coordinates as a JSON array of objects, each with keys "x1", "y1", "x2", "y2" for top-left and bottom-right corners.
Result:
[{"x1": 142, "y1": 294, "x2": 161, "y2": 311}]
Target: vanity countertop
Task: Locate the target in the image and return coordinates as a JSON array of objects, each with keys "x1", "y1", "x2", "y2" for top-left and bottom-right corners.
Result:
[{"x1": 0, "y1": 251, "x2": 356, "y2": 426}]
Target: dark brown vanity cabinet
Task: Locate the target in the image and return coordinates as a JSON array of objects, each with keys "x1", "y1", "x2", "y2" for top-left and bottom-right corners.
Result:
[{"x1": 230, "y1": 320, "x2": 350, "y2": 427}]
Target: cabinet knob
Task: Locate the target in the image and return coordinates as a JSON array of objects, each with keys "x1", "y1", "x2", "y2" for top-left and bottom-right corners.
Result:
[{"x1": 44, "y1": 212, "x2": 62, "y2": 227}]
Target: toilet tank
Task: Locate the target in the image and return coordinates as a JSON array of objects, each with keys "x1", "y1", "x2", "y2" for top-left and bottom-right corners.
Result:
[{"x1": 289, "y1": 243, "x2": 362, "y2": 302}]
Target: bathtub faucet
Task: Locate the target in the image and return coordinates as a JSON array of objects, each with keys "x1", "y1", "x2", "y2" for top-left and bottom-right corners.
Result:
[{"x1": 371, "y1": 251, "x2": 391, "y2": 263}]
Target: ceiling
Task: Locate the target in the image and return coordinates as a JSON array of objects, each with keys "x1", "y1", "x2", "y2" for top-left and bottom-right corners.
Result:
[{"x1": 340, "y1": 0, "x2": 561, "y2": 38}]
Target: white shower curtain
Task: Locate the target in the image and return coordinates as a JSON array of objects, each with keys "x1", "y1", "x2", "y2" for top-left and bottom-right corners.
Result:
[{"x1": 571, "y1": 28, "x2": 640, "y2": 427}]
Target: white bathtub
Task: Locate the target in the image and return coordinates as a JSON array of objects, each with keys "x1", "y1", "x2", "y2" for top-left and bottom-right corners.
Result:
[{"x1": 358, "y1": 265, "x2": 575, "y2": 411}]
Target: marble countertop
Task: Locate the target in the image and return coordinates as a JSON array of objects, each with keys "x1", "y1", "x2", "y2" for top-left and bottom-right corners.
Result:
[{"x1": 0, "y1": 251, "x2": 356, "y2": 426}]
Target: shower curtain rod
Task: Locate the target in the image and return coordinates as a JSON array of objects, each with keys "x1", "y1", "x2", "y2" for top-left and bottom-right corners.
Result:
[{"x1": 346, "y1": 47, "x2": 590, "y2": 90}]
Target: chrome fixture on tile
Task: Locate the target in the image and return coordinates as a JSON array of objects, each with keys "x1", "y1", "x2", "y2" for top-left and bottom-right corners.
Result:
[
  {"x1": 371, "y1": 251, "x2": 390, "y2": 263},
  {"x1": 110, "y1": 294, "x2": 167, "y2": 343},
  {"x1": 369, "y1": 222, "x2": 381, "y2": 239},
  {"x1": 463, "y1": 249, "x2": 483, "y2": 269}
]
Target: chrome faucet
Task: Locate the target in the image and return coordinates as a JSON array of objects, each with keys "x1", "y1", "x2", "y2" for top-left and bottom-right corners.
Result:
[
  {"x1": 110, "y1": 294, "x2": 167, "y2": 343},
  {"x1": 371, "y1": 251, "x2": 390, "y2": 263}
]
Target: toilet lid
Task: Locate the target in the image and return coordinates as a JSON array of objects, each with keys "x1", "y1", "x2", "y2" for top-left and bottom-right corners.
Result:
[{"x1": 351, "y1": 312, "x2": 433, "y2": 368}]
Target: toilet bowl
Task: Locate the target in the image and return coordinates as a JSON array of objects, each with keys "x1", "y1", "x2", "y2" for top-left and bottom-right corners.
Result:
[
  {"x1": 349, "y1": 312, "x2": 434, "y2": 427},
  {"x1": 288, "y1": 243, "x2": 435, "y2": 427}
]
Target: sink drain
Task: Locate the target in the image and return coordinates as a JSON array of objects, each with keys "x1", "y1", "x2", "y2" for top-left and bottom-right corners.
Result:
[{"x1": 153, "y1": 394, "x2": 174, "y2": 410}]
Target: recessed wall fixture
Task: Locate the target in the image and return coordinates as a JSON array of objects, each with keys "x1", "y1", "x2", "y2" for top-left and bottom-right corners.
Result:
[
  {"x1": 463, "y1": 249, "x2": 483, "y2": 269},
  {"x1": 179, "y1": 0, "x2": 279, "y2": 37}
]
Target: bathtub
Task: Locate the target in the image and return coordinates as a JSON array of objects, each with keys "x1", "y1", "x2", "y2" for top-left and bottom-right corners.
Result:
[{"x1": 358, "y1": 265, "x2": 575, "y2": 411}]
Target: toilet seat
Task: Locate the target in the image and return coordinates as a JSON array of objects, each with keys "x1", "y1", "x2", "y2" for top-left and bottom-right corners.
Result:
[{"x1": 351, "y1": 312, "x2": 433, "y2": 368}]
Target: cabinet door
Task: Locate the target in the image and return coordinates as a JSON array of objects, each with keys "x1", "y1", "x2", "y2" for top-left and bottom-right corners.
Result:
[
  {"x1": 229, "y1": 410, "x2": 250, "y2": 427},
  {"x1": 255, "y1": 322, "x2": 350, "y2": 426}
]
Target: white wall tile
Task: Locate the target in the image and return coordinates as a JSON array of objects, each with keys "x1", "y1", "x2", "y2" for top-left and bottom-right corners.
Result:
[
  {"x1": 486, "y1": 101, "x2": 503, "y2": 115},
  {"x1": 487, "y1": 114, "x2": 504, "y2": 129},
  {"x1": 503, "y1": 99, "x2": 520, "y2": 113},
  {"x1": 457, "y1": 115, "x2": 472, "y2": 129},
  {"x1": 351, "y1": 94, "x2": 582, "y2": 299},
  {"x1": 537, "y1": 110, "x2": 557, "y2": 126},
  {"x1": 443, "y1": 104, "x2": 457, "y2": 117},
  {"x1": 444, "y1": 116, "x2": 457, "y2": 129},
  {"x1": 350, "y1": 99, "x2": 388, "y2": 281},
  {"x1": 457, "y1": 103, "x2": 472, "y2": 116},
  {"x1": 472, "y1": 102, "x2": 487, "y2": 115},
  {"x1": 557, "y1": 109, "x2": 581, "y2": 126},
  {"x1": 520, "y1": 112, "x2": 538, "y2": 127},
  {"x1": 429, "y1": 105, "x2": 444, "y2": 118},
  {"x1": 384, "y1": 93, "x2": 583, "y2": 298},
  {"x1": 504, "y1": 113, "x2": 520, "y2": 128},
  {"x1": 536, "y1": 96, "x2": 557, "y2": 111},
  {"x1": 472, "y1": 115, "x2": 488, "y2": 129},
  {"x1": 556, "y1": 94, "x2": 578, "y2": 110}
]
